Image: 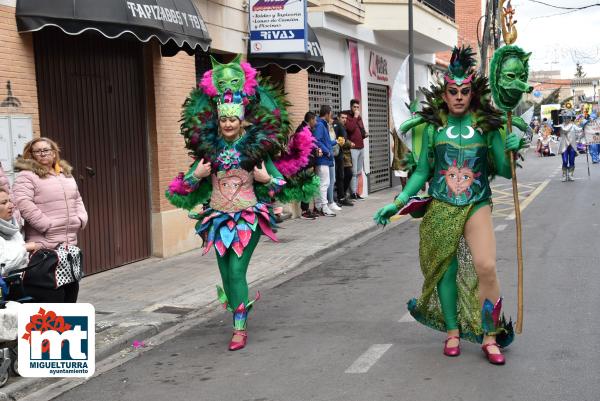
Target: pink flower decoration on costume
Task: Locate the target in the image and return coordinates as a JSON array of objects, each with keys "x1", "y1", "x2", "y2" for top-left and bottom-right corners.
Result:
[{"x1": 217, "y1": 148, "x2": 241, "y2": 170}]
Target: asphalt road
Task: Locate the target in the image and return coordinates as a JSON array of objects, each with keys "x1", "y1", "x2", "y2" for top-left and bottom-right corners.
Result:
[{"x1": 49, "y1": 154, "x2": 600, "y2": 401}]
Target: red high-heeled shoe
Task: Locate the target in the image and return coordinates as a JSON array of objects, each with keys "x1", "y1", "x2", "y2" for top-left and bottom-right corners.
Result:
[
  {"x1": 481, "y1": 342, "x2": 505, "y2": 365},
  {"x1": 443, "y1": 336, "x2": 461, "y2": 357},
  {"x1": 228, "y1": 330, "x2": 247, "y2": 351}
]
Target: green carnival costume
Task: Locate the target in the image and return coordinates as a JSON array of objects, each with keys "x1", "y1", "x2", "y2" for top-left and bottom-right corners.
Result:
[
  {"x1": 375, "y1": 47, "x2": 524, "y2": 348},
  {"x1": 166, "y1": 56, "x2": 319, "y2": 350}
]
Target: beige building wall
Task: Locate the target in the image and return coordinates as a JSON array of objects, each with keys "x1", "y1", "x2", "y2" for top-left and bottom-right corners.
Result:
[
  {"x1": 0, "y1": 4, "x2": 39, "y2": 136},
  {"x1": 148, "y1": 45, "x2": 198, "y2": 258},
  {"x1": 285, "y1": 70, "x2": 310, "y2": 130},
  {"x1": 195, "y1": 0, "x2": 248, "y2": 53}
]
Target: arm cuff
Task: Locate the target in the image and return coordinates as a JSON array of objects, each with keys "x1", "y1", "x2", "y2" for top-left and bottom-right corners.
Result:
[{"x1": 266, "y1": 176, "x2": 286, "y2": 197}]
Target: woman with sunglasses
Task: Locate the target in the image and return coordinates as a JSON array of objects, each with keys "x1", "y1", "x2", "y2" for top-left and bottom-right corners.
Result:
[
  {"x1": 375, "y1": 46, "x2": 526, "y2": 365},
  {"x1": 12, "y1": 137, "x2": 87, "y2": 302}
]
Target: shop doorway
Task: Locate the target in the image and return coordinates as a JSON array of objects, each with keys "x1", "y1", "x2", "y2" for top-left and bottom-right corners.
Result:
[
  {"x1": 34, "y1": 28, "x2": 151, "y2": 275},
  {"x1": 367, "y1": 83, "x2": 391, "y2": 192}
]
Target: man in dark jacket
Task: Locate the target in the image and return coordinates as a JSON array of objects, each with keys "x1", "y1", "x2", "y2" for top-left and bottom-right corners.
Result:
[
  {"x1": 344, "y1": 99, "x2": 367, "y2": 200},
  {"x1": 313, "y1": 105, "x2": 337, "y2": 216},
  {"x1": 333, "y1": 112, "x2": 354, "y2": 206}
]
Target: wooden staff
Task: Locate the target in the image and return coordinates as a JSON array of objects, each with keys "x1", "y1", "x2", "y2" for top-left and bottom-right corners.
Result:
[{"x1": 506, "y1": 111, "x2": 523, "y2": 334}]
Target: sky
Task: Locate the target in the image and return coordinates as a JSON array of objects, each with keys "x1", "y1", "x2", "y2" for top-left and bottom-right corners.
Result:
[{"x1": 509, "y1": 0, "x2": 600, "y2": 78}]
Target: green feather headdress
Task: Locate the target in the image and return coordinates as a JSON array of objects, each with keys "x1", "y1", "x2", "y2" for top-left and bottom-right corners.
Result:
[{"x1": 445, "y1": 46, "x2": 477, "y2": 86}]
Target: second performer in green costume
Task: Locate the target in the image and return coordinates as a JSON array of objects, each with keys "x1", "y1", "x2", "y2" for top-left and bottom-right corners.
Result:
[{"x1": 375, "y1": 46, "x2": 524, "y2": 365}]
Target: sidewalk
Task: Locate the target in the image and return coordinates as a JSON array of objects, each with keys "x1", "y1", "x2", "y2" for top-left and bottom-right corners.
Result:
[{"x1": 2, "y1": 186, "x2": 406, "y2": 399}]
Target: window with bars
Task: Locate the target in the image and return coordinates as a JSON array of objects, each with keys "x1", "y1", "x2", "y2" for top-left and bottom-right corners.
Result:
[
  {"x1": 367, "y1": 83, "x2": 391, "y2": 192},
  {"x1": 308, "y1": 72, "x2": 342, "y2": 116}
]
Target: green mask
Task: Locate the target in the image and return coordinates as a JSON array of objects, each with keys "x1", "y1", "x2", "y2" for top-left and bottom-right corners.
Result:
[
  {"x1": 211, "y1": 54, "x2": 245, "y2": 96},
  {"x1": 489, "y1": 45, "x2": 533, "y2": 112}
]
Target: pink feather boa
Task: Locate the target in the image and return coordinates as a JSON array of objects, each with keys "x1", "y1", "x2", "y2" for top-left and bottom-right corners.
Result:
[
  {"x1": 199, "y1": 62, "x2": 258, "y2": 97},
  {"x1": 274, "y1": 126, "x2": 316, "y2": 177},
  {"x1": 167, "y1": 172, "x2": 191, "y2": 195}
]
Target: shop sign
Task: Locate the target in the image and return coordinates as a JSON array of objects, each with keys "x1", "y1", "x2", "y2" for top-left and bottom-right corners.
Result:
[
  {"x1": 249, "y1": 0, "x2": 307, "y2": 54},
  {"x1": 125, "y1": 2, "x2": 207, "y2": 31},
  {"x1": 368, "y1": 51, "x2": 389, "y2": 82}
]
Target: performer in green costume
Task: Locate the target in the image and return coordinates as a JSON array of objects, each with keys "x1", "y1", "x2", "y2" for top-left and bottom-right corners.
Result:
[
  {"x1": 375, "y1": 46, "x2": 524, "y2": 365},
  {"x1": 166, "y1": 56, "x2": 319, "y2": 351}
]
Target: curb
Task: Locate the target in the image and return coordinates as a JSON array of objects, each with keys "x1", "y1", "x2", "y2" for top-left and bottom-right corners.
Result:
[{"x1": 1, "y1": 211, "x2": 411, "y2": 400}]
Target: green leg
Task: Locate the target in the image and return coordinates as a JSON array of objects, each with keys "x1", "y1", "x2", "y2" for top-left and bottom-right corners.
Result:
[
  {"x1": 436, "y1": 256, "x2": 459, "y2": 331},
  {"x1": 224, "y1": 229, "x2": 262, "y2": 310},
  {"x1": 216, "y1": 253, "x2": 232, "y2": 309}
]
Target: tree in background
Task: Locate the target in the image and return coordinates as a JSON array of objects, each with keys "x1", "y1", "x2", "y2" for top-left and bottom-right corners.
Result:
[{"x1": 575, "y1": 62, "x2": 586, "y2": 78}]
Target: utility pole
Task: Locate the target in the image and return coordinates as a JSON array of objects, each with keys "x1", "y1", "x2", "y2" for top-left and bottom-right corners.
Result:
[
  {"x1": 408, "y1": 0, "x2": 415, "y2": 101},
  {"x1": 480, "y1": 0, "x2": 493, "y2": 75}
]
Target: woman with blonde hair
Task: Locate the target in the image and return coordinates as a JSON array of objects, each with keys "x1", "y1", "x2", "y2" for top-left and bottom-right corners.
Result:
[{"x1": 12, "y1": 137, "x2": 87, "y2": 302}]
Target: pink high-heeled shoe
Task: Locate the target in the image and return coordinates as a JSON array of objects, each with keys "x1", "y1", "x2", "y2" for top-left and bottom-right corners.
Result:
[
  {"x1": 443, "y1": 336, "x2": 461, "y2": 357},
  {"x1": 481, "y1": 342, "x2": 505, "y2": 365},
  {"x1": 228, "y1": 330, "x2": 247, "y2": 351}
]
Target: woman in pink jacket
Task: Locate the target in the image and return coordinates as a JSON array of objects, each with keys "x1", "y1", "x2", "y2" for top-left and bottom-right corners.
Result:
[{"x1": 13, "y1": 137, "x2": 88, "y2": 302}]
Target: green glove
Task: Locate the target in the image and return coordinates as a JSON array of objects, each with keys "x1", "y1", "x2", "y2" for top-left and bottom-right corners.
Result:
[
  {"x1": 373, "y1": 203, "x2": 400, "y2": 226},
  {"x1": 505, "y1": 132, "x2": 524, "y2": 152}
]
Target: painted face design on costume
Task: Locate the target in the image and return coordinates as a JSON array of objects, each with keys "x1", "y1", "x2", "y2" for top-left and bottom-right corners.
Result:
[
  {"x1": 211, "y1": 55, "x2": 246, "y2": 97},
  {"x1": 444, "y1": 164, "x2": 475, "y2": 197},
  {"x1": 438, "y1": 152, "x2": 482, "y2": 200},
  {"x1": 218, "y1": 175, "x2": 243, "y2": 201}
]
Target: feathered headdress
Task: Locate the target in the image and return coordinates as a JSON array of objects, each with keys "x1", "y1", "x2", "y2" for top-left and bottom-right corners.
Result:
[
  {"x1": 445, "y1": 46, "x2": 477, "y2": 86},
  {"x1": 217, "y1": 99, "x2": 245, "y2": 120}
]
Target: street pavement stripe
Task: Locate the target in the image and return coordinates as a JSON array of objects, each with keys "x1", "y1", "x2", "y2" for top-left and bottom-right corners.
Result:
[
  {"x1": 506, "y1": 178, "x2": 551, "y2": 221},
  {"x1": 398, "y1": 312, "x2": 416, "y2": 323},
  {"x1": 494, "y1": 224, "x2": 508, "y2": 232},
  {"x1": 345, "y1": 344, "x2": 393, "y2": 374}
]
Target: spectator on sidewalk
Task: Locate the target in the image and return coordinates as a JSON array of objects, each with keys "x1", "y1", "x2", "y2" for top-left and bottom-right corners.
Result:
[
  {"x1": 0, "y1": 163, "x2": 8, "y2": 193},
  {"x1": 345, "y1": 99, "x2": 367, "y2": 200},
  {"x1": 313, "y1": 105, "x2": 337, "y2": 216},
  {"x1": 333, "y1": 111, "x2": 354, "y2": 206},
  {"x1": 0, "y1": 162, "x2": 22, "y2": 226},
  {"x1": 13, "y1": 137, "x2": 88, "y2": 303},
  {"x1": 0, "y1": 188, "x2": 37, "y2": 276},
  {"x1": 295, "y1": 112, "x2": 320, "y2": 219},
  {"x1": 328, "y1": 116, "x2": 341, "y2": 211}
]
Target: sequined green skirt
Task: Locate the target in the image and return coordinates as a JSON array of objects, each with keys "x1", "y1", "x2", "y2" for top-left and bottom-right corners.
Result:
[{"x1": 407, "y1": 199, "x2": 484, "y2": 344}]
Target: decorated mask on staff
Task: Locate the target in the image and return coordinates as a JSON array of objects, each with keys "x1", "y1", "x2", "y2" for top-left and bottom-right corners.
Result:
[{"x1": 489, "y1": 45, "x2": 533, "y2": 112}]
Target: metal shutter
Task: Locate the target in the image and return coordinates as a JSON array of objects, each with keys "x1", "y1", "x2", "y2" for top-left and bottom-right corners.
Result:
[
  {"x1": 308, "y1": 72, "x2": 342, "y2": 115},
  {"x1": 367, "y1": 83, "x2": 391, "y2": 192}
]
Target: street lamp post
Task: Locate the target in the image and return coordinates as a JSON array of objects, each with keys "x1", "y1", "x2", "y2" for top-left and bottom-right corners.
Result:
[{"x1": 593, "y1": 80, "x2": 599, "y2": 104}]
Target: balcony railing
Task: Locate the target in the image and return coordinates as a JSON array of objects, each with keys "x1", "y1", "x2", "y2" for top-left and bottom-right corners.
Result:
[{"x1": 420, "y1": 0, "x2": 455, "y2": 21}]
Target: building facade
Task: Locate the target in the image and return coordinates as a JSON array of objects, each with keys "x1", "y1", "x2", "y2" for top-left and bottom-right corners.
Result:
[{"x1": 1, "y1": 0, "x2": 457, "y2": 273}]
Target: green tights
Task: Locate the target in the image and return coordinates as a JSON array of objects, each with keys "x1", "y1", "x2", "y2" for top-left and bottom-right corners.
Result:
[
  {"x1": 215, "y1": 229, "x2": 262, "y2": 310},
  {"x1": 436, "y1": 256, "x2": 459, "y2": 331}
]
